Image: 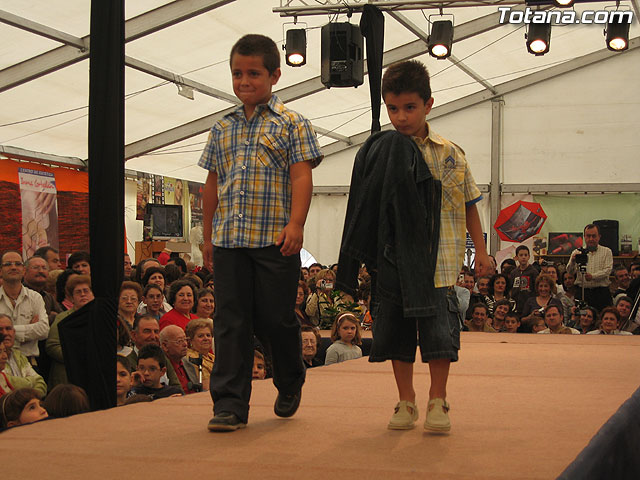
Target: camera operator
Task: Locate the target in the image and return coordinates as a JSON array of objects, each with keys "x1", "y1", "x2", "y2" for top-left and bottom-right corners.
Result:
[{"x1": 566, "y1": 224, "x2": 613, "y2": 312}]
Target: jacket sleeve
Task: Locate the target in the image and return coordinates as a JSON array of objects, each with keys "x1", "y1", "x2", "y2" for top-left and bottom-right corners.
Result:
[{"x1": 46, "y1": 315, "x2": 64, "y2": 363}]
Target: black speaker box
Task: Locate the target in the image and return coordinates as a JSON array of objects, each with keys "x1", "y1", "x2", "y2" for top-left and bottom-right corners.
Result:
[
  {"x1": 321, "y1": 22, "x2": 364, "y2": 88},
  {"x1": 593, "y1": 219, "x2": 619, "y2": 255}
]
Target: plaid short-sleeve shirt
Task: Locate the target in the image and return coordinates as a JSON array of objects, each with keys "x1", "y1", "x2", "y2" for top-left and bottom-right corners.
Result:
[
  {"x1": 198, "y1": 95, "x2": 323, "y2": 248},
  {"x1": 413, "y1": 124, "x2": 482, "y2": 288}
]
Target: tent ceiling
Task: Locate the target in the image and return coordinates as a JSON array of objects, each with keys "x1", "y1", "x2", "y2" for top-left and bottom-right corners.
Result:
[{"x1": 0, "y1": 0, "x2": 638, "y2": 182}]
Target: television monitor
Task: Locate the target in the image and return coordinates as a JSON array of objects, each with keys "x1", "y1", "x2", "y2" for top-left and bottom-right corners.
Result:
[
  {"x1": 145, "y1": 204, "x2": 183, "y2": 240},
  {"x1": 548, "y1": 232, "x2": 583, "y2": 255}
]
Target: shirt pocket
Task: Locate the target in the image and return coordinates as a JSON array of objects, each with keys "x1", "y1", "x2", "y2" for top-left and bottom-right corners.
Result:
[
  {"x1": 257, "y1": 127, "x2": 289, "y2": 169},
  {"x1": 440, "y1": 157, "x2": 465, "y2": 211}
]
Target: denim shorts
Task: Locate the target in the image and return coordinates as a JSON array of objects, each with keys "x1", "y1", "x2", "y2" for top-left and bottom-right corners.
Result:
[{"x1": 369, "y1": 286, "x2": 461, "y2": 363}]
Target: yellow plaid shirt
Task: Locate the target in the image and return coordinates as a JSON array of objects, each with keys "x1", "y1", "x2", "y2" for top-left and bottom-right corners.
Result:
[
  {"x1": 413, "y1": 124, "x2": 482, "y2": 287},
  {"x1": 198, "y1": 95, "x2": 323, "y2": 248}
]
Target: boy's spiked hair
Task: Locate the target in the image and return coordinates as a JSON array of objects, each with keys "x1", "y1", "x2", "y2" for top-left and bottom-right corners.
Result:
[
  {"x1": 230, "y1": 34, "x2": 280, "y2": 74},
  {"x1": 138, "y1": 343, "x2": 166, "y2": 369},
  {"x1": 382, "y1": 60, "x2": 432, "y2": 103}
]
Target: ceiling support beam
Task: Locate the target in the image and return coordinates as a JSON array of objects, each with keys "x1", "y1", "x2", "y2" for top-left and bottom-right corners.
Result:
[
  {"x1": 321, "y1": 36, "x2": 640, "y2": 157},
  {"x1": 124, "y1": 7, "x2": 512, "y2": 160},
  {"x1": 0, "y1": 9, "x2": 86, "y2": 49},
  {"x1": 0, "y1": 0, "x2": 235, "y2": 93}
]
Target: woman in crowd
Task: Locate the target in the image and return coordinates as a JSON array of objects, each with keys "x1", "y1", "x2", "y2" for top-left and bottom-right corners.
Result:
[
  {"x1": 55, "y1": 269, "x2": 77, "y2": 311},
  {"x1": 159, "y1": 280, "x2": 197, "y2": 331},
  {"x1": 491, "y1": 299, "x2": 511, "y2": 332},
  {"x1": 545, "y1": 263, "x2": 573, "y2": 321},
  {"x1": 520, "y1": 275, "x2": 563, "y2": 332},
  {"x1": 0, "y1": 388, "x2": 48, "y2": 430},
  {"x1": 295, "y1": 281, "x2": 312, "y2": 326},
  {"x1": 301, "y1": 326, "x2": 322, "y2": 368},
  {"x1": 306, "y1": 269, "x2": 348, "y2": 329},
  {"x1": 193, "y1": 288, "x2": 215, "y2": 320},
  {"x1": 484, "y1": 273, "x2": 515, "y2": 316},
  {"x1": 47, "y1": 275, "x2": 94, "y2": 390},
  {"x1": 118, "y1": 281, "x2": 142, "y2": 329},
  {"x1": 586, "y1": 307, "x2": 633, "y2": 335},
  {"x1": 574, "y1": 305, "x2": 598, "y2": 334},
  {"x1": 185, "y1": 318, "x2": 214, "y2": 390}
]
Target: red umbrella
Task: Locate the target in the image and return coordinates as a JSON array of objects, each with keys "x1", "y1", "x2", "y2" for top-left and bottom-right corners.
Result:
[{"x1": 494, "y1": 200, "x2": 547, "y2": 243}]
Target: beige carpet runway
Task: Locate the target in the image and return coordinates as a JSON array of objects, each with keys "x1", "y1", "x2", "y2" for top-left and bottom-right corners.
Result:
[{"x1": 3, "y1": 333, "x2": 639, "y2": 479}]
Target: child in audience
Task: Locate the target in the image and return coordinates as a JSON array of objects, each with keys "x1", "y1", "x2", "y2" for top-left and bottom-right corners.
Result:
[
  {"x1": 0, "y1": 388, "x2": 48, "y2": 430},
  {"x1": 509, "y1": 245, "x2": 539, "y2": 314},
  {"x1": 252, "y1": 350, "x2": 267, "y2": 380},
  {"x1": 503, "y1": 312, "x2": 521, "y2": 333},
  {"x1": 132, "y1": 344, "x2": 183, "y2": 400},
  {"x1": 43, "y1": 384, "x2": 90, "y2": 418},
  {"x1": 324, "y1": 313, "x2": 362, "y2": 365},
  {"x1": 531, "y1": 317, "x2": 547, "y2": 333},
  {"x1": 116, "y1": 355, "x2": 133, "y2": 406}
]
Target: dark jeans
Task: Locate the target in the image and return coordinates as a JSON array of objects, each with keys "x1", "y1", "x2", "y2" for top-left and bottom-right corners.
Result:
[
  {"x1": 210, "y1": 245, "x2": 305, "y2": 423},
  {"x1": 576, "y1": 286, "x2": 612, "y2": 313}
]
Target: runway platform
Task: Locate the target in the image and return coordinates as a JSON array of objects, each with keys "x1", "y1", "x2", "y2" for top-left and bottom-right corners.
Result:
[{"x1": 3, "y1": 333, "x2": 640, "y2": 479}]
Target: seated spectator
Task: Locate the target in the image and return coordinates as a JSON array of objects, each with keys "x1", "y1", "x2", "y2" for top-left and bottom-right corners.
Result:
[
  {"x1": 185, "y1": 318, "x2": 214, "y2": 391},
  {"x1": 184, "y1": 274, "x2": 203, "y2": 290},
  {"x1": 46, "y1": 269, "x2": 63, "y2": 297},
  {"x1": 484, "y1": 273, "x2": 515, "y2": 316},
  {"x1": 160, "y1": 325, "x2": 200, "y2": 394},
  {"x1": 139, "y1": 284, "x2": 167, "y2": 320},
  {"x1": 357, "y1": 281, "x2": 372, "y2": 331},
  {"x1": 561, "y1": 271, "x2": 578, "y2": 304},
  {"x1": 0, "y1": 388, "x2": 48, "y2": 430},
  {"x1": 587, "y1": 307, "x2": 633, "y2": 335},
  {"x1": 301, "y1": 326, "x2": 322, "y2": 368},
  {"x1": 612, "y1": 265, "x2": 631, "y2": 297},
  {"x1": 46, "y1": 274, "x2": 94, "y2": 390},
  {"x1": 537, "y1": 304, "x2": 580, "y2": 334},
  {"x1": 476, "y1": 276, "x2": 491, "y2": 297},
  {"x1": 55, "y1": 269, "x2": 77, "y2": 311},
  {"x1": 43, "y1": 384, "x2": 90, "y2": 418},
  {"x1": 67, "y1": 251, "x2": 91, "y2": 275},
  {"x1": 159, "y1": 280, "x2": 197, "y2": 331},
  {"x1": 294, "y1": 281, "x2": 312, "y2": 327},
  {"x1": 306, "y1": 269, "x2": 349, "y2": 329},
  {"x1": 203, "y1": 274, "x2": 214, "y2": 292},
  {"x1": 503, "y1": 312, "x2": 521, "y2": 333},
  {"x1": 134, "y1": 258, "x2": 161, "y2": 285},
  {"x1": 464, "y1": 303, "x2": 496, "y2": 332},
  {"x1": 500, "y1": 258, "x2": 517, "y2": 278},
  {"x1": 464, "y1": 272, "x2": 485, "y2": 320},
  {"x1": 308, "y1": 263, "x2": 323, "y2": 279},
  {"x1": 116, "y1": 355, "x2": 133, "y2": 406},
  {"x1": 0, "y1": 316, "x2": 46, "y2": 397},
  {"x1": 127, "y1": 315, "x2": 182, "y2": 390},
  {"x1": 325, "y1": 313, "x2": 362, "y2": 365},
  {"x1": 34, "y1": 246, "x2": 61, "y2": 272},
  {"x1": 164, "y1": 264, "x2": 183, "y2": 287},
  {"x1": 124, "y1": 253, "x2": 133, "y2": 280},
  {"x1": 300, "y1": 267, "x2": 309, "y2": 282},
  {"x1": 616, "y1": 296, "x2": 634, "y2": 333},
  {"x1": 1, "y1": 336, "x2": 16, "y2": 396},
  {"x1": 23, "y1": 255, "x2": 62, "y2": 325},
  {"x1": 574, "y1": 305, "x2": 598, "y2": 334},
  {"x1": 520, "y1": 275, "x2": 563, "y2": 332},
  {"x1": 193, "y1": 288, "x2": 215, "y2": 320},
  {"x1": 131, "y1": 344, "x2": 183, "y2": 400},
  {"x1": 543, "y1": 263, "x2": 573, "y2": 321},
  {"x1": 531, "y1": 317, "x2": 547, "y2": 333},
  {"x1": 0, "y1": 250, "x2": 49, "y2": 363},
  {"x1": 491, "y1": 299, "x2": 511, "y2": 332},
  {"x1": 252, "y1": 350, "x2": 266, "y2": 380},
  {"x1": 630, "y1": 261, "x2": 640, "y2": 280},
  {"x1": 117, "y1": 317, "x2": 132, "y2": 357},
  {"x1": 118, "y1": 281, "x2": 142, "y2": 329}
]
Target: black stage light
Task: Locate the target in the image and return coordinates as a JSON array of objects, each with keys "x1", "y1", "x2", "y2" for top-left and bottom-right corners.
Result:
[
  {"x1": 428, "y1": 20, "x2": 454, "y2": 59},
  {"x1": 605, "y1": 18, "x2": 630, "y2": 51},
  {"x1": 285, "y1": 28, "x2": 307, "y2": 67},
  {"x1": 553, "y1": 0, "x2": 575, "y2": 7},
  {"x1": 526, "y1": 22, "x2": 551, "y2": 55}
]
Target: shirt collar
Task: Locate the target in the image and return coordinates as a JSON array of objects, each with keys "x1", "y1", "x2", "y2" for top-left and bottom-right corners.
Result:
[
  {"x1": 229, "y1": 94, "x2": 284, "y2": 120},
  {"x1": 412, "y1": 122, "x2": 447, "y2": 147}
]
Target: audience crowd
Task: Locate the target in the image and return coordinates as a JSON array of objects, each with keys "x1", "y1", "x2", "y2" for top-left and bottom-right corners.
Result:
[{"x1": 1, "y1": 224, "x2": 639, "y2": 430}]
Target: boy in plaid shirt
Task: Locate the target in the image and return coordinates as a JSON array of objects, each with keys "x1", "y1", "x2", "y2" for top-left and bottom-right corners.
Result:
[{"x1": 199, "y1": 34, "x2": 322, "y2": 431}]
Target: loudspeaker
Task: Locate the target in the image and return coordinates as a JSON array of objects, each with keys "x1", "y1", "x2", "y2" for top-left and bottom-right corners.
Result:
[
  {"x1": 321, "y1": 23, "x2": 364, "y2": 88},
  {"x1": 593, "y1": 219, "x2": 619, "y2": 256}
]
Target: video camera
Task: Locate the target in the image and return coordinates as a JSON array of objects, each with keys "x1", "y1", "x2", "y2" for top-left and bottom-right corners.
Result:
[
  {"x1": 574, "y1": 298, "x2": 589, "y2": 316},
  {"x1": 574, "y1": 247, "x2": 589, "y2": 271}
]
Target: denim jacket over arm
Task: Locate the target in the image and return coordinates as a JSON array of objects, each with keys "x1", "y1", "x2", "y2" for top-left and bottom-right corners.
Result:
[{"x1": 336, "y1": 130, "x2": 441, "y2": 317}]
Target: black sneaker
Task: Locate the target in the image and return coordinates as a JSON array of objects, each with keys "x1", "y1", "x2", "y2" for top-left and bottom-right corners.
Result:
[
  {"x1": 274, "y1": 390, "x2": 301, "y2": 418},
  {"x1": 207, "y1": 412, "x2": 247, "y2": 432}
]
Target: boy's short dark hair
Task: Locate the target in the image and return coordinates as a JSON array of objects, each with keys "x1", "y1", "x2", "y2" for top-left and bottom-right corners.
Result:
[
  {"x1": 515, "y1": 245, "x2": 530, "y2": 255},
  {"x1": 67, "y1": 251, "x2": 90, "y2": 269},
  {"x1": 138, "y1": 344, "x2": 165, "y2": 369},
  {"x1": 382, "y1": 60, "x2": 432, "y2": 103},
  {"x1": 505, "y1": 311, "x2": 520, "y2": 321},
  {"x1": 230, "y1": 34, "x2": 280, "y2": 74}
]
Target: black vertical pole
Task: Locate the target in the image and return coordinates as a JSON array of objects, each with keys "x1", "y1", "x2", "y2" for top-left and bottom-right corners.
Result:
[
  {"x1": 360, "y1": 4, "x2": 385, "y2": 134},
  {"x1": 87, "y1": 0, "x2": 124, "y2": 408}
]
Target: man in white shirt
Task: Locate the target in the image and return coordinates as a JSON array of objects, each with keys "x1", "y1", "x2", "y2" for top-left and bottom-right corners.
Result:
[
  {"x1": 0, "y1": 251, "x2": 49, "y2": 364},
  {"x1": 566, "y1": 224, "x2": 613, "y2": 312}
]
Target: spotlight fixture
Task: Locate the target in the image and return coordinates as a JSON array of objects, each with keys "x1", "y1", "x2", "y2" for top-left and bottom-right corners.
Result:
[
  {"x1": 428, "y1": 20, "x2": 454, "y2": 59},
  {"x1": 605, "y1": 18, "x2": 630, "y2": 51},
  {"x1": 285, "y1": 28, "x2": 307, "y2": 67},
  {"x1": 525, "y1": 0, "x2": 574, "y2": 7},
  {"x1": 553, "y1": 0, "x2": 575, "y2": 7},
  {"x1": 526, "y1": 22, "x2": 551, "y2": 55}
]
